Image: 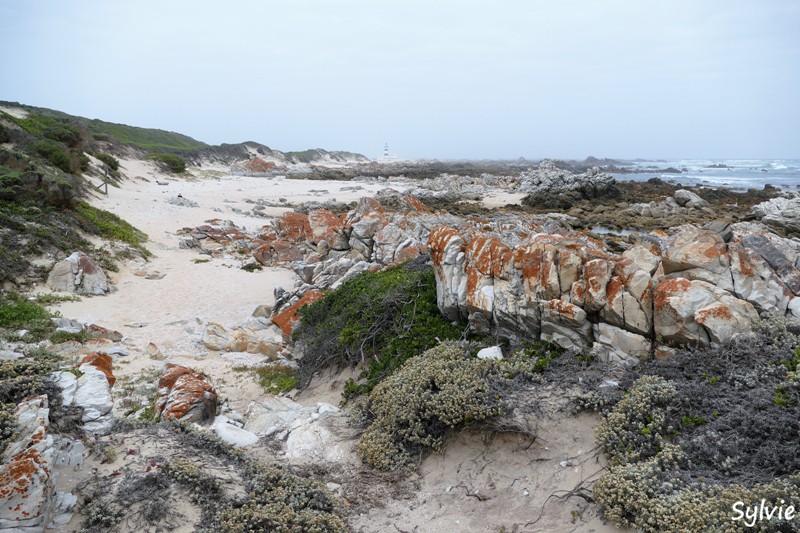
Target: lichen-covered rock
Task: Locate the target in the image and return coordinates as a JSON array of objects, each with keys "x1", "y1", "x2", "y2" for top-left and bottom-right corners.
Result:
[
  {"x1": 155, "y1": 364, "x2": 217, "y2": 423},
  {"x1": 653, "y1": 278, "x2": 758, "y2": 344},
  {"x1": 0, "y1": 396, "x2": 54, "y2": 531},
  {"x1": 271, "y1": 289, "x2": 324, "y2": 336},
  {"x1": 46, "y1": 251, "x2": 109, "y2": 295}
]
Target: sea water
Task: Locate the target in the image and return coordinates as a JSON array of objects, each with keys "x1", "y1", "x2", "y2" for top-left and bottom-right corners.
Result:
[{"x1": 610, "y1": 159, "x2": 800, "y2": 191}]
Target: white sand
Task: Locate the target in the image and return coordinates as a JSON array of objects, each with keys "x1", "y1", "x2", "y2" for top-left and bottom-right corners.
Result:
[{"x1": 54, "y1": 159, "x2": 412, "y2": 353}]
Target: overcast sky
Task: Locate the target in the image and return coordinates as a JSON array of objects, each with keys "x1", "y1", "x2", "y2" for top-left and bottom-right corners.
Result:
[{"x1": 1, "y1": 1, "x2": 798, "y2": 160}]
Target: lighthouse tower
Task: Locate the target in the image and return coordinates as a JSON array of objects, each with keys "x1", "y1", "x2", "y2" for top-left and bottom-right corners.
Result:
[{"x1": 378, "y1": 142, "x2": 398, "y2": 163}]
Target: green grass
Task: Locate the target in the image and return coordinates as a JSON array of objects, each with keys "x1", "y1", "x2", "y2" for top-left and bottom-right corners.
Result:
[
  {"x1": 246, "y1": 365, "x2": 298, "y2": 394},
  {"x1": 49, "y1": 329, "x2": 90, "y2": 344},
  {"x1": 74, "y1": 202, "x2": 150, "y2": 257}
]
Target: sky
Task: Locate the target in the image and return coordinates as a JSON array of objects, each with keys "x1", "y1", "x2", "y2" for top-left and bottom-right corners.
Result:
[{"x1": 1, "y1": 0, "x2": 798, "y2": 160}]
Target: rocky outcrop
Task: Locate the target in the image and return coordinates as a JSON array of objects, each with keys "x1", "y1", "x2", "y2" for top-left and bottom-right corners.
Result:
[
  {"x1": 0, "y1": 396, "x2": 54, "y2": 532},
  {"x1": 155, "y1": 364, "x2": 217, "y2": 423},
  {"x1": 752, "y1": 195, "x2": 800, "y2": 235},
  {"x1": 519, "y1": 159, "x2": 619, "y2": 209},
  {"x1": 429, "y1": 223, "x2": 800, "y2": 360},
  {"x1": 46, "y1": 251, "x2": 109, "y2": 295}
]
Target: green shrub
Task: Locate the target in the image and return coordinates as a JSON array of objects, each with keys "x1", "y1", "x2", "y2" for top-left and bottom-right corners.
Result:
[
  {"x1": 357, "y1": 341, "x2": 504, "y2": 470},
  {"x1": 31, "y1": 140, "x2": 70, "y2": 173},
  {"x1": 147, "y1": 153, "x2": 186, "y2": 173},
  {"x1": 294, "y1": 262, "x2": 463, "y2": 393},
  {"x1": 96, "y1": 152, "x2": 120, "y2": 171},
  {"x1": 0, "y1": 291, "x2": 51, "y2": 330},
  {"x1": 216, "y1": 462, "x2": 346, "y2": 533}
]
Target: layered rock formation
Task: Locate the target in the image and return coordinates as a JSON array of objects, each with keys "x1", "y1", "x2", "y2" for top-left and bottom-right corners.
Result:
[{"x1": 429, "y1": 222, "x2": 800, "y2": 362}]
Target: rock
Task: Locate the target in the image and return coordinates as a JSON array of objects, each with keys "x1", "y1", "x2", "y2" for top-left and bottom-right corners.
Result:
[
  {"x1": 519, "y1": 161, "x2": 619, "y2": 209},
  {"x1": 167, "y1": 196, "x2": 199, "y2": 207},
  {"x1": 653, "y1": 278, "x2": 758, "y2": 345},
  {"x1": 271, "y1": 289, "x2": 324, "y2": 336},
  {"x1": 741, "y1": 233, "x2": 800, "y2": 295},
  {"x1": 703, "y1": 220, "x2": 734, "y2": 243},
  {"x1": 0, "y1": 396, "x2": 54, "y2": 531},
  {"x1": 46, "y1": 251, "x2": 109, "y2": 295},
  {"x1": 752, "y1": 195, "x2": 800, "y2": 234},
  {"x1": 673, "y1": 189, "x2": 710, "y2": 209},
  {"x1": 86, "y1": 324, "x2": 123, "y2": 342},
  {"x1": 540, "y1": 299, "x2": 592, "y2": 351},
  {"x1": 212, "y1": 416, "x2": 259, "y2": 447},
  {"x1": 477, "y1": 346, "x2": 503, "y2": 360},
  {"x1": 592, "y1": 323, "x2": 651, "y2": 364},
  {"x1": 79, "y1": 352, "x2": 116, "y2": 387},
  {"x1": 251, "y1": 304, "x2": 273, "y2": 318},
  {"x1": 155, "y1": 364, "x2": 217, "y2": 423},
  {"x1": 75, "y1": 358, "x2": 115, "y2": 434},
  {"x1": 244, "y1": 397, "x2": 308, "y2": 436},
  {"x1": 145, "y1": 342, "x2": 164, "y2": 360},
  {"x1": 202, "y1": 322, "x2": 229, "y2": 351},
  {"x1": 284, "y1": 408, "x2": 357, "y2": 465},
  {"x1": 51, "y1": 317, "x2": 84, "y2": 334},
  {"x1": 662, "y1": 227, "x2": 728, "y2": 276}
]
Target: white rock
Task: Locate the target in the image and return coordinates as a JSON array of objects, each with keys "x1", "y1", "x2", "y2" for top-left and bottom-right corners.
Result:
[
  {"x1": 476, "y1": 346, "x2": 503, "y2": 360},
  {"x1": 74, "y1": 365, "x2": 114, "y2": 434},
  {"x1": 212, "y1": 416, "x2": 259, "y2": 447}
]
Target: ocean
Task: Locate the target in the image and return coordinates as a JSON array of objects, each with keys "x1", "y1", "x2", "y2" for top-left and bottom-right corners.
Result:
[{"x1": 610, "y1": 159, "x2": 800, "y2": 191}]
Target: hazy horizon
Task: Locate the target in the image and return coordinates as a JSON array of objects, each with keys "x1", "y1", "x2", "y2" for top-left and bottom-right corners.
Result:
[{"x1": 1, "y1": 1, "x2": 798, "y2": 160}]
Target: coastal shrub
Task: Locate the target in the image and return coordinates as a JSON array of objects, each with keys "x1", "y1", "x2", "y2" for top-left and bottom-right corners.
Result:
[
  {"x1": 96, "y1": 152, "x2": 120, "y2": 171},
  {"x1": 217, "y1": 463, "x2": 346, "y2": 533},
  {"x1": 0, "y1": 347, "x2": 61, "y2": 454},
  {"x1": 0, "y1": 291, "x2": 55, "y2": 341},
  {"x1": 596, "y1": 375, "x2": 678, "y2": 465},
  {"x1": 592, "y1": 318, "x2": 800, "y2": 531},
  {"x1": 294, "y1": 260, "x2": 463, "y2": 393},
  {"x1": 147, "y1": 152, "x2": 186, "y2": 173},
  {"x1": 357, "y1": 341, "x2": 504, "y2": 470},
  {"x1": 31, "y1": 140, "x2": 71, "y2": 173}
]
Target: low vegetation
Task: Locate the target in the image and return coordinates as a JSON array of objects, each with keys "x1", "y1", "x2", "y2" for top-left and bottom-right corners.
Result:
[
  {"x1": 587, "y1": 318, "x2": 800, "y2": 531},
  {"x1": 356, "y1": 338, "x2": 569, "y2": 471},
  {"x1": 293, "y1": 260, "x2": 464, "y2": 394},
  {"x1": 79, "y1": 422, "x2": 346, "y2": 532},
  {"x1": 146, "y1": 152, "x2": 187, "y2": 173},
  {"x1": 0, "y1": 346, "x2": 62, "y2": 454},
  {"x1": 74, "y1": 201, "x2": 150, "y2": 257}
]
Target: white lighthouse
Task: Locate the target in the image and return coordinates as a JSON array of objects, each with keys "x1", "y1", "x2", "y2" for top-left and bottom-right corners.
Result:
[{"x1": 378, "y1": 142, "x2": 399, "y2": 163}]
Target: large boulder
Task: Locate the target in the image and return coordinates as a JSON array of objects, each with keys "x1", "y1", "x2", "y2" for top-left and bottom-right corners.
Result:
[
  {"x1": 47, "y1": 251, "x2": 109, "y2": 295},
  {"x1": 155, "y1": 364, "x2": 217, "y2": 423}
]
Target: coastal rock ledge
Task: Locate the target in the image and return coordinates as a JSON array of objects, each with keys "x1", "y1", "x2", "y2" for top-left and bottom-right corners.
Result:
[{"x1": 428, "y1": 223, "x2": 800, "y2": 362}]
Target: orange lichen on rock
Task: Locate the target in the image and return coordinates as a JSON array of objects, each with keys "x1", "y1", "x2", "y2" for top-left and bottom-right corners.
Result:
[
  {"x1": 79, "y1": 352, "x2": 115, "y2": 387},
  {"x1": 272, "y1": 289, "x2": 325, "y2": 336},
  {"x1": 155, "y1": 364, "x2": 217, "y2": 422}
]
